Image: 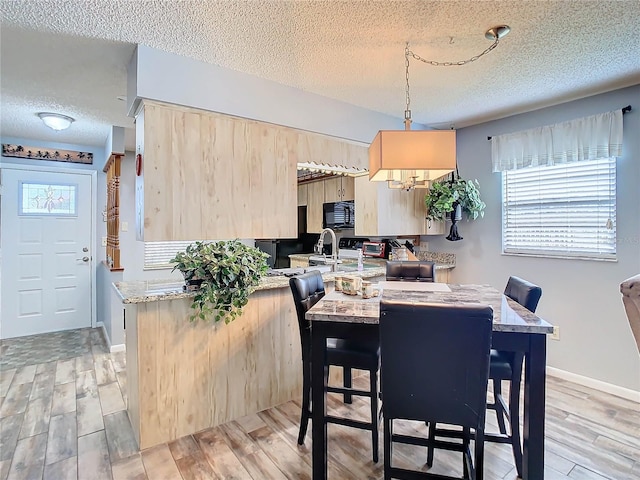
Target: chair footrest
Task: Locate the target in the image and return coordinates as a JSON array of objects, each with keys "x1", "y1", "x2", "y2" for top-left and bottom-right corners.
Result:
[
  {"x1": 326, "y1": 386, "x2": 372, "y2": 397},
  {"x1": 392, "y1": 433, "x2": 468, "y2": 454},
  {"x1": 484, "y1": 432, "x2": 512, "y2": 444},
  {"x1": 325, "y1": 415, "x2": 373, "y2": 431},
  {"x1": 430, "y1": 426, "x2": 512, "y2": 445}
]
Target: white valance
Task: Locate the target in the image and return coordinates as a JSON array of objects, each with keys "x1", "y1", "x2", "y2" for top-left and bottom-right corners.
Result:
[{"x1": 491, "y1": 110, "x2": 623, "y2": 172}]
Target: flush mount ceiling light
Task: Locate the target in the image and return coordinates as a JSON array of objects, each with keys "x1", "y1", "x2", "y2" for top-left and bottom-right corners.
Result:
[
  {"x1": 38, "y1": 112, "x2": 75, "y2": 131},
  {"x1": 369, "y1": 25, "x2": 510, "y2": 191}
]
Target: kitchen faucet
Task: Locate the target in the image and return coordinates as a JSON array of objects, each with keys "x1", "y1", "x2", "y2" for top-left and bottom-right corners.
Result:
[{"x1": 316, "y1": 228, "x2": 339, "y2": 272}]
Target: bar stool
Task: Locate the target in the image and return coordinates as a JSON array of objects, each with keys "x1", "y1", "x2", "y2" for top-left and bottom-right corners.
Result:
[
  {"x1": 380, "y1": 299, "x2": 493, "y2": 480},
  {"x1": 426, "y1": 276, "x2": 542, "y2": 478},
  {"x1": 488, "y1": 276, "x2": 542, "y2": 478},
  {"x1": 289, "y1": 270, "x2": 380, "y2": 462},
  {"x1": 385, "y1": 261, "x2": 436, "y2": 282}
]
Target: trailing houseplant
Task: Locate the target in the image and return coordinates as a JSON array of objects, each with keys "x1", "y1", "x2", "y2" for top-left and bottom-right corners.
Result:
[
  {"x1": 171, "y1": 240, "x2": 269, "y2": 323},
  {"x1": 424, "y1": 172, "x2": 486, "y2": 241}
]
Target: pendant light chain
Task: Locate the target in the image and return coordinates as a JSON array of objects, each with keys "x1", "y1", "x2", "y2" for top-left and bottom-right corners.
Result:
[
  {"x1": 403, "y1": 32, "x2": 503, "y2": 131},
  {"x1": 408, "y1": 37, "x2": 500, "y2": 67},
  {"x1": 404, "y1": 43, "x2": 412, "y2": 130}
]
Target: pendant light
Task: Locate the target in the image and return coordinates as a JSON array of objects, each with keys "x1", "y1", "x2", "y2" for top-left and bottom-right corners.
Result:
[{"x1": 369, "y1": 27, "x2": 510, "y2": 190}]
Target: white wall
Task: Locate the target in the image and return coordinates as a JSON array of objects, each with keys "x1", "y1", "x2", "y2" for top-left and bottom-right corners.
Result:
[{"x1": 427, "y1": 85, "x2": 640, "y2": 392}]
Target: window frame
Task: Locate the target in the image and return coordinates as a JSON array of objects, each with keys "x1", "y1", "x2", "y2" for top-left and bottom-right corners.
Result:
[{"x1": 501, "y1": 157, "x2": 617, "y2": 261}]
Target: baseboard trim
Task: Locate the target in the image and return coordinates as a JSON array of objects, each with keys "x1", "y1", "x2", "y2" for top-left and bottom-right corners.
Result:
[
  {"x1": 547, "y1": 366, "x2": 640, "y2": 403},
  {"x1": 96, "y1": 322, "x2": 112, "y2": 351},
  {"x1": 110, "y1": 344, "x2": 125, "y2": 353}
]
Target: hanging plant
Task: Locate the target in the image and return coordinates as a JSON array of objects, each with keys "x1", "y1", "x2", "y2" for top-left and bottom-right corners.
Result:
[
  {"x1": 424, "y1": 172, "x2": 486, "y2": 241},
  {"x1": 171, "y1": 240, "x2": 269, "y2": 323}
]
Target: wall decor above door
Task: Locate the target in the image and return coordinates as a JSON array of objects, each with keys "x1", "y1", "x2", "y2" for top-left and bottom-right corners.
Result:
[{"x1": 2, "y1": 144, "x2": 93, "y2": 164}]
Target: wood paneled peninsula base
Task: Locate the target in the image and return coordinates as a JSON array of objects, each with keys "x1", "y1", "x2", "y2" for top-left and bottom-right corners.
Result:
[{"x1": 112, "y1": 267, "x2": 385, "y2": 449}]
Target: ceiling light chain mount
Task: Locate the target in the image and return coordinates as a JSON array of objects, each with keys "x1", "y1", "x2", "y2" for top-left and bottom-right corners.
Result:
[
  {"x1": 370, "y1": 25, "x2": 511, "y2": 191},
  {"x1": 407, "y1": 25, "x2": 510, "y2": 67}
]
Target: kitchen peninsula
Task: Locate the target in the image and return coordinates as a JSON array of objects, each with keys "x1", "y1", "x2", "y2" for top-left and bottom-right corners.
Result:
[{"x1": 113, "y1": 266, "x2": 385, "y2": 449}]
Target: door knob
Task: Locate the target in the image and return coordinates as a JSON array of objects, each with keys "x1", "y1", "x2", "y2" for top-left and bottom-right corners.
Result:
[{"x1": 77, "y1": 256, "x2": 90, "y2": 262}]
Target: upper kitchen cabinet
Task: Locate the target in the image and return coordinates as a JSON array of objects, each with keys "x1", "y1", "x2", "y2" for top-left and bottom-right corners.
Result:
[
  {"x1": 306, "y1": 180, "x2": 325, "y2": 233},
  {"x1": 297, "y1": 183, "x2": 308, "y2": 206},
  {"x1": 355, "y1": 176, "x2": 431, "y2": 236},
  {"x1": 323, "y1": 176, "x2": 355, "y2": 202},
  {"x1": 135, "y1": 101, "x2": 297, "y2": 241}
]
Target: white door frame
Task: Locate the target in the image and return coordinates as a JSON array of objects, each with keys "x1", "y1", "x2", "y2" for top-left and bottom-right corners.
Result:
[{"x1": 1, "y1": 163, "x2": 98, "y2": 330}]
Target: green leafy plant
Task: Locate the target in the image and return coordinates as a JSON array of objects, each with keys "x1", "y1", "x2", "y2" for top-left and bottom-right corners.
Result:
[
  {"x1": 424, "y1": 176, "x2": 486, "y2": 222},
  {"x1": 171, "y1": 240, "x2": 269, "y2": 323}
]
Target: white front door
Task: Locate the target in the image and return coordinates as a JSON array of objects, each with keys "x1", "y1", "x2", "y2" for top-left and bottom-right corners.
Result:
[{"x1": 1, "y1": 167, "x2": 93, "y2": 339}]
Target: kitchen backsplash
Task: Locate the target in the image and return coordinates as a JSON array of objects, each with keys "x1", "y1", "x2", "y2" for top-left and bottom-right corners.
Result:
[{"x1": 416, "y1": 251, "x2": 456, "y2": 266}]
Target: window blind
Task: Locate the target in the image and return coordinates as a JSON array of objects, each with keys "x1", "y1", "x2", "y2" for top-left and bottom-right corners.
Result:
[
  {"x1": 502, "y1": 158, "x2": 616, "y2": 260},
  {"x1": 144, "y1": 241, "x2": 194, "y2": 269}
]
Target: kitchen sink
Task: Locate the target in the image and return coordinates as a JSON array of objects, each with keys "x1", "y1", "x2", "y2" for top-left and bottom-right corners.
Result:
[
  {"x1": 336, "y1": 262, "x2": 380, "y2": 272},
  {"x1": 308, "y1": 255, "x2": 343, "y2": 266}
]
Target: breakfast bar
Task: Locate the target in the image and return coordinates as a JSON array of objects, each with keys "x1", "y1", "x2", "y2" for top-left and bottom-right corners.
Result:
[
  {"x1": 112, "y1": 266, "x2": 385, "y2": 449},
  {"x1": 307, "y1": 283, "x2": 554, "y2": 480}
]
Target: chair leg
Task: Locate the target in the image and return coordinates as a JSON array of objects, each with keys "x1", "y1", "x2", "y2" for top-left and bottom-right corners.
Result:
[
  {"x1": 298, "y1": 361, "x2": 311, "y2": 445},
  {"x1": 475, "y1": 428, "x2": 485, "y2": 480},
  {"x1": 370, "y1": 369, "x2": 379, "y2": 463},
  {"x1": 462, "y1": 427, "x2": 470, "y2": 479},
  {"x1": 492, "y1": 378, "x2": 508, "y2": 434},
  {"x1": 427, "y1": 422, "x2": 436, "y2": 467},
  {"x1": 509, "y1": 368, "x2": 524, "y2": 478},
  {"x1": 343, "y1": 366, "x2": 353, "y2": 404},
  {"x1": 384, "y1": 417, "x2": 392, "y2": 480}
]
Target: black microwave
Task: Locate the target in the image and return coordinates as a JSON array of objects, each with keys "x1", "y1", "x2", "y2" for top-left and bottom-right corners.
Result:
[{"x1": 323, "y1": 201, "x2": 355, "y2": 229}]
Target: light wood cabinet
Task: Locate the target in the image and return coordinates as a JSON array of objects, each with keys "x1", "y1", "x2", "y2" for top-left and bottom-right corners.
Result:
[
  {"x1": 355, "y1": 176, "x2": 430, "y2": 236},
  {"x1": 135, "y1": 101, "x2": 297, "y2": 241},
  {"x1": 297, "y1": 184, "x2": 308, "y2": 207},
  {"x1": 323, "y1": 176, "x2": 355, "y2": 202},
  {"x1": 307, "y1": 180, "x2": 325, "y2": 233},
  {"x1": 341, "y1": 176, "x2": 355, "y2": 201},
  {"x1": 425, "y1": 218, "x2": 446, "y2": 235}
]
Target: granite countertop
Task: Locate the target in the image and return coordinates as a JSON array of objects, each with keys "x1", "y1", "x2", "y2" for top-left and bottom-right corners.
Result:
[
  {"x1": 305, "y1": 283, "x2": 553, "y2": 334},
  {"x1": 113, "y1": 266, "x2": 386, "y2": 304},
  {"x1": 289, "y1": 252, "x2": 456, "y2": 270}
]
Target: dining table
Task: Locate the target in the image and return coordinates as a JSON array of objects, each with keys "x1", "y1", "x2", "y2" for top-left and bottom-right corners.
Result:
[{"x1": 306, "y1": 281, "x2": 554, "y2": 480}]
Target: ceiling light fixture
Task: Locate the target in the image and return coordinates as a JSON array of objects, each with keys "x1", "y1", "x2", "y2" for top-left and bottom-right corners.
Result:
[
  {"x1": 38, "y1": 112, "x2": 75, "y2": 131},
  {"x1": 369, "y1": 26, "x2": 510, "y2": 190}
]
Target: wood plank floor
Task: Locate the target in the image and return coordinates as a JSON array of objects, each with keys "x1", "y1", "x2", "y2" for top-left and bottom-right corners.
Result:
[{"x1": 0, "y1": 328, "x2": 638, "y2": 480}]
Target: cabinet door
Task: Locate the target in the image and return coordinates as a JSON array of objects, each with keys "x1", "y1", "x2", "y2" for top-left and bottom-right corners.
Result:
[
  {"x1": 425, "y1": 218, "x2": 446, "y2": 235},
  {"x1": 323, "y1": 177, "x2": 341, "y2": 203},
  {"x1": 340, "y1": 177, "x2": 355, "y2": 201},
  {"x1": 307, "y1": 180, "x2": 325, "y2": 233},
  {"x1": 354, "y1": 176, "x2": 428, "y2": 236},
  {"x1": 297, "y1": 183, "x2": 308, "y2": 207}
]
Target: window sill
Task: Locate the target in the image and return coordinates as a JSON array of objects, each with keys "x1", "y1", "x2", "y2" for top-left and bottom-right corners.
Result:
[{"x1": 501, "y1": 252, "x2": 617, "y2": 262}]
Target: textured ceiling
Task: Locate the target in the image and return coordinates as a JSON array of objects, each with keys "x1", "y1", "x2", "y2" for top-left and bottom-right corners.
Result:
[{"x1": 1, "y1": 0, "x2": 639, "y2": 152}]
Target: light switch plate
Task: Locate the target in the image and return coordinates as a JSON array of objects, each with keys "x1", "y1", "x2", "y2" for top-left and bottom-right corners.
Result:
[
  {"x1": 101, "y1": 237, "x2": 107, "y2": 247},
  {"x1": 121, "y1": 221, "x2": 128, "y2": 232}
]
